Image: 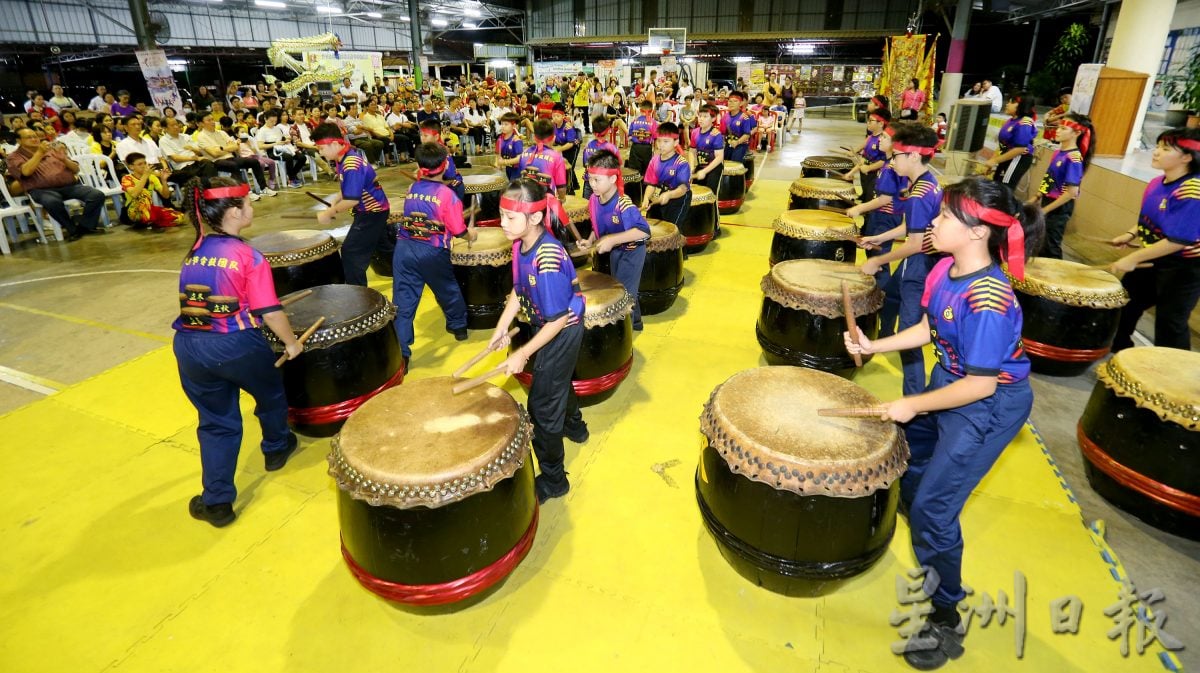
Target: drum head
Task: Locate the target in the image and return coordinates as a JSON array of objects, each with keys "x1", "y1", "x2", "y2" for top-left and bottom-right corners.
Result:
[
  {"x1": 273, "y1": 284, "x2": 396, "y2": 350},
  {"x1": 578, "y1": 269, "x2": 633, "y2": 328},
  {"x1": 762, "y1": 259, "x2": 882, "y2": 318},
  {"x1": 250, "y1": 230, "x2": 338, "y2": 267},
  {"x1": 722, "y1": 161, "x2": 747, "y2": 176},
  {"x1": 647, "y1": 219, "x2": 684, "y2": 252},
  {"x1": 789, "y1": 177, "x2": 858, "y2": 200},
  {"x1": 701, "y1": 367, "x2": 908, "y2": 497},
  {"x1": 774, "y1": 209, "x2": 859, "y2": 241},
  {"x1": 463, "y1": 173, "x2": 508, "y2": 194},
  {"x1": 563, "y1": 196, "x2": 590, "y2": 223},
  {"x1": 329, "y1": 377, "x2": 533, "y2": 508},
  {"x1": 622, "y1": 167, "x2": 642, "y2": 184},
  {"x1": 451, "y1": 228, "x2": 513, "y2": 266},
  {"x1": 1098, "y1": 348, "x2": 1200, "y2": 431},
  {"x1": 691, "y1": 185, "x2": 716, "y2": 205},
  {"x1": 1010, "y1": 258, "x2": 1129, "y2": 309},
  {"x1": 802, "y1": 155, "x2": 856, "y2": 171}
]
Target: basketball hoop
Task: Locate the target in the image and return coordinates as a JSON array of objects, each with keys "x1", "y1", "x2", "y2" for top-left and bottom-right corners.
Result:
[{"x1": 662, "y1": 49, "x2": 671, "y2": 57}]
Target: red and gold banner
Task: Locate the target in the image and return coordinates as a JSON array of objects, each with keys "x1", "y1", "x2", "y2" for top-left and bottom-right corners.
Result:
[{"x1": 879, "y1": 34, "x2": 938, "y2": 120}]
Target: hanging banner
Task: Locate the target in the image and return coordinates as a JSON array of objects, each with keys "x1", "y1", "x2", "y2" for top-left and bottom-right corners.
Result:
[
  {"x1": 135, "y1": 49, "x2": 184, "y2": 116},
  {"x1": 880, "y1": 34, "x2": 937, "y2": 119},
  {"x1": 1070, "y1": 64, "x2": 1103, "y2": 115},
  {"x1": 534, "y1": 61, "x2": 584, "y2": 83}
]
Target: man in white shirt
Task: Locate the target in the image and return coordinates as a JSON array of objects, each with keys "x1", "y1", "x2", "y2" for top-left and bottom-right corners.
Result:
[
  {"x1": 87, "y1": 86, "x2": 110, "y2": 113},
  {"x1": 339, "y1": 77, "x2": 360, "y2": 103},
  {"x1": 194, "y1": 114, "x2": 273, "y2": 198},
  {"x1": 158, "y1": 117, "x2": 217, "y2": 183},
  {"x1": 49, "y1": 85, "x2": 78, "y2": 111},
  {"x1": 981, "y1": 79, "x2": 1003, "y2": 113},
  {"x1": 115, "y1": 116, "x2": 166, "y2": 169}
]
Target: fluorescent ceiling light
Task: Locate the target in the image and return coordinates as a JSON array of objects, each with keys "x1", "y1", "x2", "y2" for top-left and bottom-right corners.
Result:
[
  {"x1": 254, "y1": 0, "x2": 286, "y2": 8},
  {"x1": 366, "y1": 11, "x2": 382, "y2": 18},
  {"x1": 431, "y1": 18, "x2": 448, "y2": 26},
  {"x1": 786, "y1": 43, "x2": 815, "y2": 55},
  {"x1": 316, "y1": 6, "x2": 341, "y2": 13},
  {"x1": 168, "y1": 59, "x2": 188, "y2": 66},
  {"x1": 488, "y1": 59, "x2": 513, "y2": 68},
  {"x1": 400, "y1": 15, "x2": 410, "y2": 21},
  {"x1": 463, "y1": 22, "x2": 477, "y2": 28},
  {"x1": 465, "y1": 8, "x2": 481, "y2": 16},
  {"x1": 731, "y1": 56, "x2": 752, "y2": 63}
]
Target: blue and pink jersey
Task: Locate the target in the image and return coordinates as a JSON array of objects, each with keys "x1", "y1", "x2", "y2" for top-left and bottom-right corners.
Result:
[
  {"x1": 497, "y1": 132, "x2": 524, "y2": 180},
  {"x1": 998, "y1": 116, "x2": 1037, "y2": 157},
  {"x1": 582, "y1": 139, "x2": 620, "y2": 167},
  {"x1": 338, "y1": 148, "x2": 389, "y2": 213},
  {"x1": 645, "y1": 153, "x2": 692, "y2": 192},
  {"x1": 397, "y1": 179, "x2": 466, "y2": 249},
  {"x1": 862, "y1": 133, "x2": 887, "y2": 165},
  {"x1": 901, "y1": 170, "x2": 942, "y2": 258},
  {"x1": 1039, "y1": 149, "x2": 1084, "y2": 200},
  {"x1": 922, "y1": 257, "x2": 1030, "y2": 384},
  {"x1": 628, "y1": 115, "x2": 658, "y2": 145},
  {"x1": 690, "y1": 127, "x2": 725, "y2": 168},
  {"x1": 554, "y1": 122, "x2": 580, "y2": 149},
  {"x1": 1138, "y1": 174, "x2": 1200, "y2": 259},
  {"x1": 518, "y1": 143, "x2": 568, "y2": 192},
  {"x1": 513, "y1": 232, "x2": 585, "y2": 327},
  {"x1": 589, "y1": 193, "x2": 650, "y2": 252},
  {"x1": 173, "y1": 235, "x2": 280, "y2": 333},
  {"x1": 875, "y1": 160, "x2": 908, "y2": 217}
]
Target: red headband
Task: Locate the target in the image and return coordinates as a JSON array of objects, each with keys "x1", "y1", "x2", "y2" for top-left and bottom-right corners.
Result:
[
  {"x1": 892, "y1": 142, "x2": 936, "y2": 157},
  {"x1": 728, "y1": 94, "x2": 744, "y2": 102},
  {"x1": 418, "y1": 158, "x2": 449, "y2": 178},
  {"x1": 1061, "y1": 119, "x2": 1091, "y2": 157},
  {"x1": 500, "y1": 194, "x2": 569, "y2": 230},
  {"x1": 882, "y1": 124, "x2": 897, "y2": 137},
  {"x1": 315, "y1": 138, "x2": 346, "y2": 147},
  {"x1": 957, "y1": 196, "x2": 1026, "y2": 280},
  {"x1": 587, "y1": 167, "x2": 624, "y2": 196},
  {"x1": 871, "y1": 96, "x2": 886, "y2": 109},
  {"x1": 1174, "y1": 137, "x2": 1200, "y2": 152},
  {"x1": 202, "y1": 184, "x2": 250, "y2": 199},
  {"x1": 869, "y1": 113, "x2": 888, "y2": 124}
]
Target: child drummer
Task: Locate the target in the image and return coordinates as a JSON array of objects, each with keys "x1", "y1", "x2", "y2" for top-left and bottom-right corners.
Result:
[
  {"x1": 313, "y1": 122, "x2": 391, "y2": 287},
  {"x1": 580, "y1": 116, "x2": 621, "y2": 199},
  {"x1": 518, "y1": 119, "x2": 569, "y2": 200},
  {"x1": 580, "y1": 150, "x2": 650, "y2": 330},
  {"x1": 846, "y1": 177, "x2": 1043, "y2": 670},
  {"x1": 641, "y1": 122, "x2": 692, "y2": 228},
  {"x1": 491, "y1": 178, "x2": 589, "y2": 503}
]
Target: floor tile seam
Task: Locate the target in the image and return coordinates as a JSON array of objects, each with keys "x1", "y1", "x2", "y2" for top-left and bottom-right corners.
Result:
[
  {"x1": 50, "y1": 394, "x2": 191, "y2": 442},
  {"x1": 97, "y1": 490, "x2": 323, "y2": 673}
]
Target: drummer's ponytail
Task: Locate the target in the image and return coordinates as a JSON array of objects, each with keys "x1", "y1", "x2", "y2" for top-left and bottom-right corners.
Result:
[
  {"x1": 502, "y1": 177, "x2": 568, "y2": 238},
  {"x1": 943, "y1": 177, "x2": 1045, "y2": 267},
  {"x1": 180, "y1": 175, "x2": 245, "y2": 258}
]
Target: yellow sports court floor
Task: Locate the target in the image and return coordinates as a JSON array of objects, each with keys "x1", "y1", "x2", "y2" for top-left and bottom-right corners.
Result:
[{"x1": 0, "y1": 170, "x2": 1183, "y2": 672}]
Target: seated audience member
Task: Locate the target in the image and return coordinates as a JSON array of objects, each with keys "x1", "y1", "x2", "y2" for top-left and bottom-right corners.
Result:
[
  {"x1": 158, "y1": 116, "x2": 218, "y2": 184},
  {"x1": 5, "y1": 127, "x2": 107, "y2": 239},
  {"x1": 193, "y1": 114, "x2": 274, "y2": 199},
  {"x1": 119, "y1": 152, "x2": 183, "y2": 228}
]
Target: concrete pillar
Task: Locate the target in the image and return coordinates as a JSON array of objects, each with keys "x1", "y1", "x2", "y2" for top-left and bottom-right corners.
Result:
[
  {"x1": 936, "y1": 0, "x2": 972, "y2": 118},
  {"x1": 1107, "y1": 0, "x2": 1177, "y2": 151}
]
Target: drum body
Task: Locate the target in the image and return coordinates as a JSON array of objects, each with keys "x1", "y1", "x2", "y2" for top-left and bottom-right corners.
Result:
[
  {"x1": 622, "y1": 167, "x2": 644, "y2": 207},
  {"x1": 1009, "y1": 258, "x2": 1128, "y2": 376},
  {"x1": 512, "y1": 270, "x2": 634, "y2": 403},
  {"x1": 696, "y1": 367, "x2": 907, "y2": 595},
  {"x1": 330, "y1": 378, "x2": 538, "y2": 605},
  {"x1": 463, "y1": 173, "x2": 509, "y2": 227},
  {"x1": 452, "y1": 228, "x2": 514, "y2": 329},
  {"x1": 801, "y1": 155, "x2": 856, "y2": 179},
  {"x1": 717, "y1": 161, "x2": 747, "y2": 214},
  {"x1": 267, "y1": 285, "x2": 404, "y2": 437},
  {"x1": 741, "y1": 152, "x2": 756, "y2": 187},
  {"x1": 563, "y1": 195, "x2": 593, "y2": 269},
  {"x1": 595, "y1": 219, "x2": 685, "y2": 315},
  {"x1": 370, "y1": 217, "x2": 400, "y2": 278},
  {"x1": 1077, "y1": 349, "x2": 1200, "y2": 540},
  {"x1": 788, "y1": 177, "x2": 857, "y2": 213},
  {"x1": 682, "y1": 186, "x2": 718, "y2": 253},
  {"x1": 769, "y1": 210, "x2": 859, "y2": 266},
  {"x1": 756, "y1": 259, "x2": 882, "y2": 376},
  {"x1": 251, "y1": 230, "x2": 344, "y2": 296}
]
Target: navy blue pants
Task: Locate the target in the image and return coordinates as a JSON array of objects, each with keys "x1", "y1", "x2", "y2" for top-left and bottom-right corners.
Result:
[
  {"x1": 901, "y1": 367, "x2": 1033, "y2": 608},
  {"x1": 528, "y1": 322, "x2": 586, "y2": 483},
  {"x1": 392, "y1": 237, "x2": 468, "y2": 359},
  {"x1": 1040, "y1": 197, "x2": 1073, "y2": 260},
  {"x1": 341, "y1": 210, "x2": 390, "y2": 286},
  {"x1": 610, "y1": 245, "x2": 647, "y2": 328},
  {"x1": 897, "y1": 255, "x2": 932, "y2": 396},
  {"x1": 727, "y1": 143, "x2": 748, "y2": 163},
  {"x1": 648, "y1": 190, "x2": 691, "y2": 232},
  {"x1": 174, "y1": 329, "x2": 291, "y2": 506},
  {"x1": 863, "y1": 211, "x2": 898, "y2": 326}
]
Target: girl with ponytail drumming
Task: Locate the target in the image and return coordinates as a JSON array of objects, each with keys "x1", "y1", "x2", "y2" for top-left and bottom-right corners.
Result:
[
  {"x1": 490, "y1": 178, "x2": 589, "y2": 503},
  {"x1": 1036, "y1": 112, "x2": 1095, "y2": 259},
  {"x1": 845, "y1": 177, "x2": 1044, "y2": 670},
  {"x1": 1109, "y1": 127, "x2": 1200, "y2": 352},
  {"x1": 173, "y1": 177, "x2": 303, "y2": 528},
  {"x1": 986, "y1": 93, "x2": 1038, "y2": 191},
  {"x1": 517, "y1": 119, "x2": 569, "y2": 200}
]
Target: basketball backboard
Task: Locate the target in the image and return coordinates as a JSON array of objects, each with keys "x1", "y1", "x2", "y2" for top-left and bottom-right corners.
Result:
[{"x1": 648, "y1": 27, "x2": 687, "y2": 55}]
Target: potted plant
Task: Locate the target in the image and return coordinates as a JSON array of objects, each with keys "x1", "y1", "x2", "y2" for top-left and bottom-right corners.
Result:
[{"x1": 1163, "y1": 45, "x2": 1200, "y2": 128}]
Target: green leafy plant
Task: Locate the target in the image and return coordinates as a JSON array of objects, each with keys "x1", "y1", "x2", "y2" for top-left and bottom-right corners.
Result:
[
  {"x1": 1029, "y1": 22, "x2": 1091, "y2": 103},
  {"x1": 1163, "y1": 45, "x2": 1200, "y2": 112}
]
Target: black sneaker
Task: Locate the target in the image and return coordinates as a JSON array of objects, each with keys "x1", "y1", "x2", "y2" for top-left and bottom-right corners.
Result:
[
  {"x1": 189, "y1": 495, "x2": 236, "y2": 528},
  {"x1": 403, "y1": 355, "x2": 410, "y2": 373},
  {"x1": 451, "y1": 327, "x2": 468, "y2": 341},
  {"x1": 564, "y1": 423, "x2": 589, "y2": 444},
  {"x1": 534, "y1": 474, "x2": 570, "y2": 503},
  {"x1": 66, "y1": 230, "x2": 84, "y2": 242},
  {"x1": 264, "y1": 431, "x2": 299, "y2": 472},
  {"x1": 901, "y1": 620, "x2": 965, "y2": 670}
]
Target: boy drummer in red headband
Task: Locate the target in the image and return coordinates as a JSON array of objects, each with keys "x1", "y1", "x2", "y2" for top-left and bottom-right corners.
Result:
[
  {"x1": 843, "y1": 108, "x2": 892, "y2": 201},
  {"x1": 1036, "y1": 112, "x2": 1095, "y2": 259},
  {"x1": 641, "y1": 122, "x2": 692, "y2": 228},
  {"x1": 580, "y1": 116, "x2": 621, "y2": 199},
  {"x1": 490, "y1": 178, "x2": 589, "y2": 503},
  {"x1": 580, "y1": 149, "x2": 650, "y2": 330},
  {"x1": 313, "y1": 122, "x2": 391, "y2": 287},
  {"x1": 518, "y1": 119, "x2": 569, "y2": 200},
  {"x1": 419, "y1": 118, "x2": 466, "y2": 202},
  {"x1": 723, "y1": 92, "x2": 756, "y2": 163},
  {"x1": 846, "y1": 177, "x2": 1043, "y2": 670},
  {"x1": 393, "y1": 142, "x2": 476, "y2": 370}
]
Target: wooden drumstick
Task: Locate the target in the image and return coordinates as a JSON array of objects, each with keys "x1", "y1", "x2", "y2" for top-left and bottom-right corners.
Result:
[
  {"x1": 451, "y1": 364, "x2": 509, "y2": 395},
  {"x1": 305, "y1": 191, "x2": 332, "y2": 207},
  {"x1": 819, "y1": 204, "x2": 851, "y2": 215},
  {"x1": 452, "y1": 327, "x2": 519, "y2": 379},
  {"x1": 1089, "y1": 262, "x2": 1153, "y2": 272},
  {"x1": 280, "y1": 212, "x2": 322, "y2": 220},
  {"x1": 467, "y1": 193, "x2": 479, "y2": 250},
  {"x1": 1076, "y1": 233, "x2": 1143, "y2": 248},
  {"x1": 818, "y1": 407, "x2": 888, "y2": 418},
  {"x1": 842, "y1": 281, "x2": 863, "y2": 368},
  {"x1": 275, "y1": 316, "x2": 325, "y2": 368},
  {"x1": 279, "y1": 288, "x2": 313, "y2": 307}
]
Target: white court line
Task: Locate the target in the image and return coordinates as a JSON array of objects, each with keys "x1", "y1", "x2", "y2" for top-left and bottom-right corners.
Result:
[
  {"x1": 0, "y1": 366, "x2": 59, "y2": 395},
  {"x1": 0, "y1": 269, "x2": 177, "y2": 290}
]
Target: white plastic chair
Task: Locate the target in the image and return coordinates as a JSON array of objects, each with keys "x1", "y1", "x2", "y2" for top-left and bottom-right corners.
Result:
[
  {"x1": 0, "y1": 179, "x2": 64, "y2": 245},
  {"x1": 0, "y1": 181, "x2": 39, "y2": 254},
  {"x1": 74, "y1": 154, "x2": 123, "y2": 224}
]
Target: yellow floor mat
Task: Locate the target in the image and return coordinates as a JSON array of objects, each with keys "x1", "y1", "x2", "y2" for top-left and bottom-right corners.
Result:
[{"x1": 0, "y1": 225, "x2": 1182, "y2": 673}]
